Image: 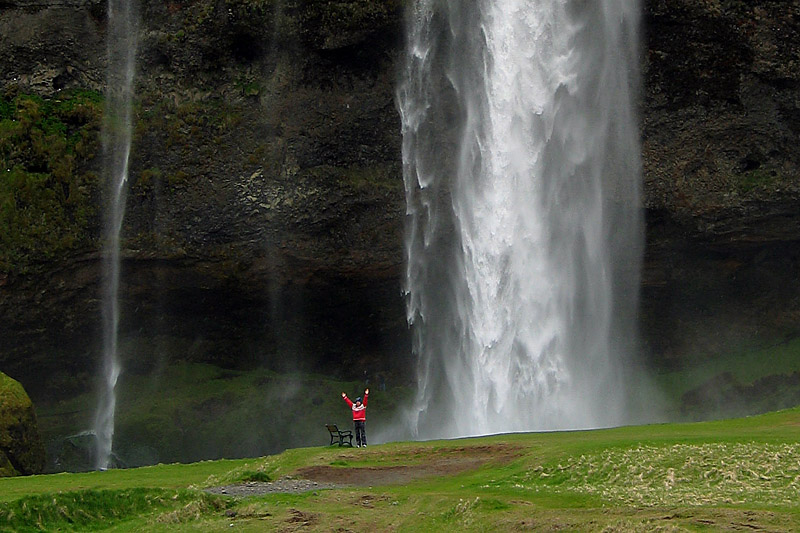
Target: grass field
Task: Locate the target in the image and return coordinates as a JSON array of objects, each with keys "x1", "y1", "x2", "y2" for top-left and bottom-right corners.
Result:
[{"x1": 3, "y1": 407, "x2": 800, "y2": 531}]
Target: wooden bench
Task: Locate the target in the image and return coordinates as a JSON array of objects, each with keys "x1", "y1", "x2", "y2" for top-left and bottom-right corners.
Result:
[{"x1": 326, "y1": 424, "x2": 353, "y2": 447}]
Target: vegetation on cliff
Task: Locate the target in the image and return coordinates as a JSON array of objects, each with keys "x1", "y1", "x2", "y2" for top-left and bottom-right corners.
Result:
[{"x1": 0, "y1": 89, "x2": 101, "y2": 274}]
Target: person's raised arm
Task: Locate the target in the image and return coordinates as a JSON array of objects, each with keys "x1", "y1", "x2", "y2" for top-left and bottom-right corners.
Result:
[
  {"x1": 363, "y1": 388, "x2": 369, "y2": 406},
  {"x1": 342, "y1": 392, "x2": 353, "y2": 407}
]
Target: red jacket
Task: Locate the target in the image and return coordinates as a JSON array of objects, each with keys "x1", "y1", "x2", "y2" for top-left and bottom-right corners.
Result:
[{"x1": 344, "y1": 393, "x2": 368, "y2": 421}]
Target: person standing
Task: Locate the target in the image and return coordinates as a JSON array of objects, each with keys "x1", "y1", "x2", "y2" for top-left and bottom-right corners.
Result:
[{"x1": 342, "y1": 388, "x2": 369, "y2": 447}]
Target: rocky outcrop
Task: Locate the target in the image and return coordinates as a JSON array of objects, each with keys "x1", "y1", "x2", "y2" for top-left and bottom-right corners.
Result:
[
  {"x1": 644, "y1": 0, "x2": 800, "y2": 234},
  {"x1": 0, "y1": 0, "x2": 798, "y2": 400},
  {"x1": 0, "y1": 0, "x2": 105, "y2": 94},
  {"x1": 0, "y1": 371, "x2": 46, "y2": 476}
]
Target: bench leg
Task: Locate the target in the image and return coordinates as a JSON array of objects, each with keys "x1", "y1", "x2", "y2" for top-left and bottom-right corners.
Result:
[{"x1": 331, "y1": 431, "x2": 353, "y2": 446}]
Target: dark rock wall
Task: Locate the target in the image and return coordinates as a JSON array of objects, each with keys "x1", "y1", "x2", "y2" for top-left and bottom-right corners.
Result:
[
  {"x1": 1, "y1": 0, "x2": 409, "y2": 398},
  {"x1": 0, "y1": 0, "x2": 798, "y2": 399},
  {"x1": 641, "y1": 0, "x2": 800, "y2": 365}
]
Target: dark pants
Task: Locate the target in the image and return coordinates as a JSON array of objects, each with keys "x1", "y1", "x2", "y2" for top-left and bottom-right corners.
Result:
[{"x1": 354, "y1": 420, "x2": 366, "y2": 446}]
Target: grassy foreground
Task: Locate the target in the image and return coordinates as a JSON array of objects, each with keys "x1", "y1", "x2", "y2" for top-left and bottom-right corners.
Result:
[{"x1": 3, "y1": 408, "x2": 800, "y2": 532}]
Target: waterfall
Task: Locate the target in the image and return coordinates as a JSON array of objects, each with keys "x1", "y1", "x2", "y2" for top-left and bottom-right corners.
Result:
[
  {"x1": 398, "y1": 0, "x2": 643, "y2": 438},
  {"x1": 95, "y1": 0, "x2": 138, "y2": 470}
]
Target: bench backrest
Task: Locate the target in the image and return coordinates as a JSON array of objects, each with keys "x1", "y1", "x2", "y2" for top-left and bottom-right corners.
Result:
[{"x1": 326, "y1": 424, "x2": 339, "y2": 433}]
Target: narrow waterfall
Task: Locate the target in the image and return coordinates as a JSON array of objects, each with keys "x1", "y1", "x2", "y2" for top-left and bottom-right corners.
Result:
[
  {"x1": 95, "y1": 0, "x2": 138, "y2": 470},
  {"x1": 398, "y1": 1, "x2": 643, "y2": 438}
]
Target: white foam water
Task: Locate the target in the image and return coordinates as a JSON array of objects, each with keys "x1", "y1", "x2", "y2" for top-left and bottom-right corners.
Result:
[
  {"x1": 398, "y1": 0, "x2": 644, "y2": 438},
  {"x1": 95, "y1": 0, "x2": 138, "y2": 470}
]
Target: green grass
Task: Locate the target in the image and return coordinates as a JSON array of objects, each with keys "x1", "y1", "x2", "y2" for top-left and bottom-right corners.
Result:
[
  {"x1": 0, "y1": 459, "x2": 251, "y2": 503},
  {"x1": 735, "y1": 167, "x2": 781, "y2": 194},
  {"x1": 0, "y1": 488, "x2": 227, "y2": 533},
  {"x1": 4, "y1": 408, "x2": 800, "y2": 531}
]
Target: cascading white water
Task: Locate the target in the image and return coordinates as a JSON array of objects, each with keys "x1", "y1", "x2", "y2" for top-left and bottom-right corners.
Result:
[
  {"x1": 95, "y1": 0, "x2": 138, "y2": 470},
  {"x1": 398, "y1": 0, "x2": 643, "y2": 438}
]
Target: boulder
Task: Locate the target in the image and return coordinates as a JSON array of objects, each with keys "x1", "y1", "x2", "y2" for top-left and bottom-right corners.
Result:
[{"x1": 0, "y1": 371, "x2": 45, "y2": 476}]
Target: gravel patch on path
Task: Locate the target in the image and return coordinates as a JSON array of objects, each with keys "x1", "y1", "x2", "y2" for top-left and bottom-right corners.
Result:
[{"x1": 205, "y1": 477, "x2": 339, "y2": 497}]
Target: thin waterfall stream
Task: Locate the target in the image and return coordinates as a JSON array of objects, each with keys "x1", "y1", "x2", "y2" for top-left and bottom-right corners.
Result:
[
  {"x1": 398, "y1": 0, "x2": 644, "y2": 438},
  {"x1": 95, "y1": 0, "x2": 138, "y2": 470}
]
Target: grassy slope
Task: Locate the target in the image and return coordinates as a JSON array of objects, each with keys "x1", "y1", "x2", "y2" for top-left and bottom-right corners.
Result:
[{"x1": 3, "y1": 408, "x2": 800, "y2": 532}]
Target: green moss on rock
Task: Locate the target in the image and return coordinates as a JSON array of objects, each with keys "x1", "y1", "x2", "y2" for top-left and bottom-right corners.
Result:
[
  {"x1": 735, "y1": 167, "x2": 781, "y2": 195},
  {"x1": 0, "y1": 371, "x2": 46, "y2": 476},
  {"x1": 0, "y1": 89, "x2": 102, "y2": 274}
]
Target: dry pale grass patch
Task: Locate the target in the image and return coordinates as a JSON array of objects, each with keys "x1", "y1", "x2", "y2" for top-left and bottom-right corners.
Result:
[
  {"x1": 151, "y1": 494, "x2": 228, "y2": 524},
  {"x1": 530, "y1": 442, "x2": 800, "y2": 507},
  {"x1": 193, "y1": 458, "x2": 277, "y2": 489},
  {"x1": 154, "y1": 500, "x2": 210, "y2": 524}
]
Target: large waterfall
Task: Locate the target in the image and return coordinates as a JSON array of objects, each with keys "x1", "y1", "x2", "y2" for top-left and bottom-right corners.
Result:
[
  {"x1": 398, "y1": 1, "x2": 644, "y2": 438},
  {"x1": 95, "y1": 0, "x2": 138, "y2": 470}
]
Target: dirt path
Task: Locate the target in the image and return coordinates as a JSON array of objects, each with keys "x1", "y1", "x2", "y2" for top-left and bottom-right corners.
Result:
[{"x1": 207, "y1": 443, "x2": 519, "y2": 497}]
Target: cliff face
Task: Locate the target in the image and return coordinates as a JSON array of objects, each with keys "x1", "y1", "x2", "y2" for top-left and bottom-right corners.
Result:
[
  {"x1": 0, "y1": 0, "x2": 798, "y2": 399},
  {"x1": 640, "y1": 0, "x2": 800, "y2": 364},
  {"x1": 1, "y1": 0, "x2": 410, "y2": 396}
]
